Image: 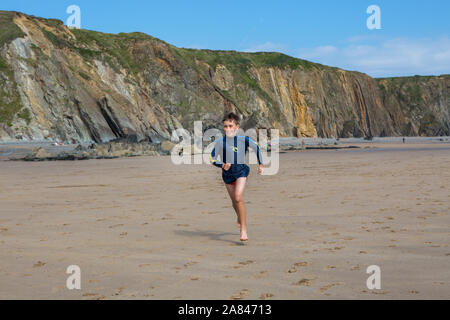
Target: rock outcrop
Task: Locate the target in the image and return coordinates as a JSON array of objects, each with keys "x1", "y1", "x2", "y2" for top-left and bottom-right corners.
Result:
[
  {"x1": 21, "y1": 141, "x2": 161, "y2": 161},
  {"x1": 0, "y1": 11, "x2": 449, "y2": 143}
]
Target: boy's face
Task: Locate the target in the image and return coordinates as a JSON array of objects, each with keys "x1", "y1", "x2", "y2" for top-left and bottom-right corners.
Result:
[{"x1": 223, "y1": 119, "x2": 239, "y2": 137}]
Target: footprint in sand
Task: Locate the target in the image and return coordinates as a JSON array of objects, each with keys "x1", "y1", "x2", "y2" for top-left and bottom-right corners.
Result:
[
  {"x1": 253, "y1": 271, "x2": 267, "y2": 279},
  {"x1": 293, "y1": 278, "x2": 313, "y2": 286},
  {"x1": 109, "y1": 224, "x2": 124, "y2": 228},
  {"x1": 83, "y1": 293, "x2": 107, "y2": 300},
  {"x1": 259, "y1": 293, "x2": 274, "y2": 300},
  {"x1": 82, "y1": 293, "x2": 99, "y2": 298},
  {"x1": 139, "y1": 264, "x2": 152, "y2": 268},
  {"x1": 319, "y1": 282, "x2": 344, "y2": 294},
  {"x1": 294, "y1": 262, "x2": 308, "y2": 267},
  {"x1": 287, "y1": 262, "x2": 308, "y2": 273},
  {"x1": 33, "y1": 261, "x2": 46, "y2": 268},
  {"x1": 183, "y1": 261, "x2": 198, "y2": 268},
  {"x1": 230, "y1": 289, "x2": 250, "y2": 300},
  {"x1": 233, "y1": 260, "x2": 254, "y2": 269},
  {"x1": 113, "y1": 287, "x2": 124, "y2": 296},
  {"x1": 369, "y1": 290, "x2": 389, "y2": 295}
]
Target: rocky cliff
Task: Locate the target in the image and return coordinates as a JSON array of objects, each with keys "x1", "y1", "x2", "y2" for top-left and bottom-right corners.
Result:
[{"x1": 0, "y1": 11, "x2": 449, "y2": 143}]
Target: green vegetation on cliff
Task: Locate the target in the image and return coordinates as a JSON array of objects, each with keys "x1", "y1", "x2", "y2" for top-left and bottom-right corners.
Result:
[
  {"x1": 375, "y1": 75, "x2": 449, "y2": 134},
  {"x1": 0, "y1": 56, "x2": 25, "y2": 125},
  {"x1": 0, "y1": 12, "x2": 36, "y2": 126},
  {"x1": 31, "y1": 13, "x2": 336, "y2": 122},
  {"x1": 0, "y1": 11, "x2": 26, "y2": 48},
  {"x1": 70, "y1": 29, "x2": 141, "y2": 74},
  {"x1": 375, "y1": 75, "x2": 448, "y2": 108},
  {"x1": 376, "y1": 75, "x2": 427, "y2": 112},
  {"x1": 0, "y1": 12, "x2": 27, "y2": 125},
  {"x1": 39, "y1": 25, "x2": 170, "y2": 78},
  {"x1": 172, "y1": 48, "x2": 318, "y2": 71}
]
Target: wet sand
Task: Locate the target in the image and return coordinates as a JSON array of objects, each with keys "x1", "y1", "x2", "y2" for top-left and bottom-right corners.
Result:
[{"x1": 0, "y1": 140, "x2": 449, "y2": 299}]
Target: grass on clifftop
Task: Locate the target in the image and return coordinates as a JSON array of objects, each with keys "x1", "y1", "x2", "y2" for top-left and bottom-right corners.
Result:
[
  {"x1": 172, "y1": 48, "x2": 318, "y2": 71},
  {"x1": 68, "y1": 29, "x2": 168, "y2": 76},
  {"x1": 375, "y1": 74, "x2": 450, "y2": 80},
  {"x1": 0, "y1": 11, "x2": 26, "y2": 48}
]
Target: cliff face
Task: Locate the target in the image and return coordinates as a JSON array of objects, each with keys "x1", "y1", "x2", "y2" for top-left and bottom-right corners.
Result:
[{"x1": 0, "y1": 11, "x2": 449, "y2": 143}]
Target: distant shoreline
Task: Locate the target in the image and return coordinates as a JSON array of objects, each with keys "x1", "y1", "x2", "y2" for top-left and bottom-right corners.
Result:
[
  {"x1": 1, "y1": 135, "x2": 449, "y2": 146},
  {"x1": 1, "y1": 136, "x2": 449, "y2": 161}
]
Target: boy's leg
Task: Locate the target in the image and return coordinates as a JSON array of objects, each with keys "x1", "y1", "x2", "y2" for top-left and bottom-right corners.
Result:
[
  {"x1": 225, "y1": 183, "x2": 241, "y2": 227},
  {"x1": 234, "y1": 177, "x2": 248, "y2": 240}
]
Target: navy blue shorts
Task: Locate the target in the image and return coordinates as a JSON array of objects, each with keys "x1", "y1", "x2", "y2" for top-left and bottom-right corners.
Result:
[{"x1": 222, "y1": 164, "x2": 250, "y2": 185}]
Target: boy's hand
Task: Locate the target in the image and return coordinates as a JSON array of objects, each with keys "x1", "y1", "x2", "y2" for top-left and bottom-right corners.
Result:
[
  {"x1": 222, "y1": 163, "x2": 231, "y2": 171},
  {"x1": 257, "y1": 164, "x2": 264, "y2": 175}
]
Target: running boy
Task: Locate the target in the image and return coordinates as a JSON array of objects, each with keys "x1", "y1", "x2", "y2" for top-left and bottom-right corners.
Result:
[{"x1": 210, "y1": 112, "x2": 264, "y2": 241}]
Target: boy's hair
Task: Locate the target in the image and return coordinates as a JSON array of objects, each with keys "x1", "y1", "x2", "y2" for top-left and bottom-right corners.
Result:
[{"x1": 222, "y1": 112, "x2": 240, "y2": 125}]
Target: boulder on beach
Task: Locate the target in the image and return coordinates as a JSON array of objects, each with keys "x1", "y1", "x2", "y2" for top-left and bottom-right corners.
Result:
[
  {"x1": 160, "y1": 141, "x2": 176, "y2": 155},
  {"x1": 24, "y1": 147, "x2": 52, "y2": 161}
]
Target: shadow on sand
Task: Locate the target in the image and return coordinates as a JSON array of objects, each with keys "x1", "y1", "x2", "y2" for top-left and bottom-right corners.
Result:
[{"x1": 174, "y1": 229, "x2": 245, "y2": 246}]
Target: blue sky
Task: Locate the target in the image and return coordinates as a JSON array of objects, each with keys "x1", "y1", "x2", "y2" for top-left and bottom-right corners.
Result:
[{"x1": 2, "y1": 0, "x2": 449, "y2": 77}]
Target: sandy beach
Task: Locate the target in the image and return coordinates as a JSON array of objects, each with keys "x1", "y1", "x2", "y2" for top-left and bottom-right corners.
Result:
[{"x1": 0, "y1": 139, "x2": 449, "y2": 299}]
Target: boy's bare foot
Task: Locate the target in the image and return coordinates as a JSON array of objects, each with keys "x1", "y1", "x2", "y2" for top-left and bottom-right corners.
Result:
[{"x1": 240, "y1": 229, "x2": 248, "y2": 241}]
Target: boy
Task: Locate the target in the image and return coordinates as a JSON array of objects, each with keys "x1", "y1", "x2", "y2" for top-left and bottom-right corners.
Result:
[{"x1": 210, "y1": 112, "x2": 264, "y2": 241}]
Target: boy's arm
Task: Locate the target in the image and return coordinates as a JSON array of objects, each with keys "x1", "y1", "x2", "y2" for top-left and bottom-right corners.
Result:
[
  {"x1": 210, "y1": 140, "x2": 223, "y2": 168},
  {"x1": 246, "y1": 136, "x2": 263, "y2": 166}
]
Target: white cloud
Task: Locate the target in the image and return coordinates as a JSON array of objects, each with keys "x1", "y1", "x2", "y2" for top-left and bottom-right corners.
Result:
[
  {"x1": 295, "y1": 36, "x2": 450, "y2": 77},
  {"x1": 344, "y1": 34, "x2": 386, "y2": 43},
  {"x1": 299, "y1": 45, "x2": 338, "y2": 59},
  {"x1": 186, "y1": 36, "x2": 450, "y2": 78}
]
